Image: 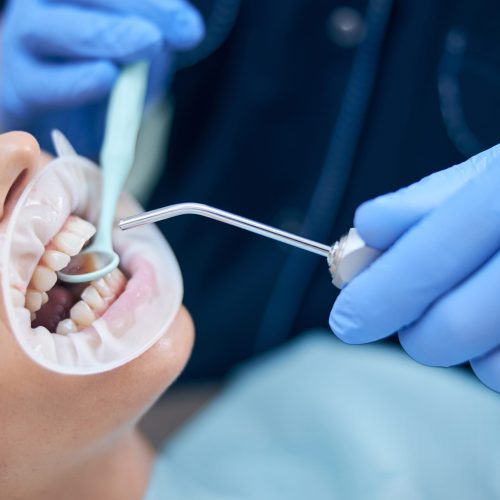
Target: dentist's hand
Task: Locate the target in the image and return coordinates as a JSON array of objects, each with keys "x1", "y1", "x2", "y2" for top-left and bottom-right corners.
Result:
[
  {"x1": 1, "y1": 0, "x2": 204, "y2": 154},
  {"x1": 330, "y1": 144, "x2": 500, "y2": 393}
]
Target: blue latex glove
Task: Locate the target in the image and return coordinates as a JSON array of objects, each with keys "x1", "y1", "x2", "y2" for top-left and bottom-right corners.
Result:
[
  {"x1": 330, "y1": 143, "x2": 500, "y2": 393},
  {"x1": 1, "y1": 0, "x2": 204, "y2": 155}
]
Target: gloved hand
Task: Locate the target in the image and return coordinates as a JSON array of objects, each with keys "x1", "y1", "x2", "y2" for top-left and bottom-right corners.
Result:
[
  {"x1": 330, "y1": 143, "x2": 500, "y2": 393},
  {"x1": 1, "y1": 0, "x2": 204, "y2": 155}
]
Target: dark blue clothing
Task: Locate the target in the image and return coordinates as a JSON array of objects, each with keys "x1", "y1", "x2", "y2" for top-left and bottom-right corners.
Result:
[{"x1": 148, "y1": 0, "x2": 500, "y2": 379}]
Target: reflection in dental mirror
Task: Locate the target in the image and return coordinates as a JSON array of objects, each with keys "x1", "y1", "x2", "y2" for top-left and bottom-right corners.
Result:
[
  {"x1": 60, "y1": 250, "x2": 105, "y2": 275},
  {"x1": 1, "y1": 134, "x2": 184, "y2": 374},
  {"x1": 57, "y1": 248, "x2": 120, "y2": 284}
]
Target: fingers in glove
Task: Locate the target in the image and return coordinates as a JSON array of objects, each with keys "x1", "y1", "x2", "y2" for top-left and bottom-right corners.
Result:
[
  {"x1": 49, "y1": 0, "x2": 205, "y2": 50},
  {"x1": 7, "y1": 54, "x2": 118, "y2": 113},
  {"x1": 22, "y1": 5, "x2": 163, "y2": 63},
  {"x1": 399, "y1": 249, "x2": 500, "y2": 367},
  {"x1": 471, "y1": 345, "x2": 500, "y2": 393},
  {"x1": 330, "y1": 158, "x2": 500, "y2": 344},
  {"x1": 355, "y1": 144, "x2": 500, "y2": 249}
]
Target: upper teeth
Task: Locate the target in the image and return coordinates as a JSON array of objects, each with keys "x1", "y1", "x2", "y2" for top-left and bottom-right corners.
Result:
[
  {"x1": 30, "y1": 266, "x2": 57, "y2": 292},
  {"x1": 42, "y1": 250, "x2": 71, "y2": 271},
  {"x1": 64, "y1": 216, "x2": 97, "y2": 240},
  {"x1": 25, "y1": 215, "x2": 97, "y2": 313},
  {"x1": 52, "y1": 232, "x2": 87, "y2": 257},
  {"x1": 25, "y1": 290, "x2": 43, "y2": 312}
]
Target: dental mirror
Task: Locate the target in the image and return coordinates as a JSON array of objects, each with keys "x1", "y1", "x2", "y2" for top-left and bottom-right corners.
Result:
[{"x1": 57, "y1": 61, "x2": 148, "y2": 284}]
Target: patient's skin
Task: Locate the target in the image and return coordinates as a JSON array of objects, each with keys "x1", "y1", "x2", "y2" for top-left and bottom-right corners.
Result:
[{"x1": 0, "y1": 132, "x2": 194, "y2": 500}]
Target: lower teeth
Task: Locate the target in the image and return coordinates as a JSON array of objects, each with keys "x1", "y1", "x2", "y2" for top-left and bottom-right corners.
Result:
[{"x1": 56, "y1": 319, "x2": 77, "y2": 335}]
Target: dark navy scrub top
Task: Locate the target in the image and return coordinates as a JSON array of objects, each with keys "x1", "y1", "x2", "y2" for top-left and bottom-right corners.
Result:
[{"x1": 148, "y1": 0, "x2": 500, "y2": 379}]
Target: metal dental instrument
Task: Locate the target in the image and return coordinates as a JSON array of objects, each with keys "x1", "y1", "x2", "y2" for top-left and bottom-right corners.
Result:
[{"x1": 119, "y1": 202, "x2": 382, "y2": 289}]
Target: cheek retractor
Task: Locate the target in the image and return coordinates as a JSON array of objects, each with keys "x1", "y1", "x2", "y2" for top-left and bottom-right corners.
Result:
[
  {"x1": 57, "y1": 61, "x2": 149, "y2": 284},
  {"x1": 1, "y1": 141, "x2": 183, "y2": 375},
  {"x1": 119, "y1": 202, "x2": 382, "y2": 289}
]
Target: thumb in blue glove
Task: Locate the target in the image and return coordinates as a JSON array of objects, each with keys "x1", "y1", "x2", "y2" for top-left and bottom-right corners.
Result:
[{"x1": 330, "y1": 144, "x2": 500, "y2": 392}]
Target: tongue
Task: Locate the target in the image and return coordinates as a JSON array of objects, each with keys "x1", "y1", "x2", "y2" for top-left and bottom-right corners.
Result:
[{"x1": 33, "y1": 286, "x2": 74, "y2": 332}]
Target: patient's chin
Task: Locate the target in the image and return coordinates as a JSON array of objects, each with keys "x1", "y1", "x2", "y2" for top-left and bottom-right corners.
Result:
[
  {"x1": 76, "y1": 306, "x2": 195, "y2": 434},
  {"x1": 118, "y1": 306, "x2": 195, "y2": 409},
  {"x1": 0, "y1": 305, "x2": 194, "y2": 470}
]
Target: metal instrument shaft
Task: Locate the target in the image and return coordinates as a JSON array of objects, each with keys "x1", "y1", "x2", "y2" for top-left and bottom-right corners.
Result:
[{"x1": 119, "y1": 202, "x2": 331, "y2": 257}]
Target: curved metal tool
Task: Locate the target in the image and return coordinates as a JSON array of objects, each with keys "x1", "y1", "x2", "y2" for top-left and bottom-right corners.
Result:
[
  {"x1": 119, "y1": 202, "x2": 331, "y2": 257},
  {"x1": 118, "y1": 202, "x2": 381, "y2": 289}
]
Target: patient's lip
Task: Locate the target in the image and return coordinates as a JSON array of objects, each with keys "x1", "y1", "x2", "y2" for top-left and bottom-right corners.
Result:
[{"x1": 0, "y1": 132, "x2": 40, "y2": 220}]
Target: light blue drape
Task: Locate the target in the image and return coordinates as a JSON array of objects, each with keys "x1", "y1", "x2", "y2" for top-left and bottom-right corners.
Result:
[{"x1": 146, "y1": 332, "x2": 500, "y2": 500}]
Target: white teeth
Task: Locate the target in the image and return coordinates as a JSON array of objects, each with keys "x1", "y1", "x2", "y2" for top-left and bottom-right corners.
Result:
[
  {"x1": 70, "y1": 300, "x2": 95, "y2": 327},
  {"x1": 30, "y1": 266, "x2": 57, "y2": 292},
  {"x1": 104, "y1": 268, "x2": 125, "y2": 290},
  {"x1": 42, "y1": 249, "x2": 71, "y2": 271},
  {"x1": 25, "y1": 215, "x2": 123, "y2": 332},
  {"x1": 34, "y1": 326, "x2": 51, "y2": 337},
  {"x1": 81, "y1": 285, "x2": 104, "y2": 311},
  {"x1": 65, "y1": 216, "x2": 96, "y2": 240},
  {"x1": 56, "y1": 319, "x2": 77, "y2": 335},
  {"x1": 51, "y1": 216, "x2": 95, "y2": 258},
  {"x1": 104, "y1": 272, "x2": 118, "y2": 288},
  {"x1": 53, "y1": 231, "x2": 86, "y2": 257},
  {"x1": 25, "y1": 290, "x2": 43, "y2": 312},
  {"x1": 11, "y1": 288, "x2": 25, "y2": 307},
  {"x1": 92, "y1": 278, "x2": 112, "y2": 298}
]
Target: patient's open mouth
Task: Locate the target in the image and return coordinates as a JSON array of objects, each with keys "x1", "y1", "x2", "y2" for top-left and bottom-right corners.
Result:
[
  {"x1": 2, "y1": 137, "x2": 183, "y2": 374},
  {"x1": 22, "y1": 215, "x2": 127, "y2": 335}
]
